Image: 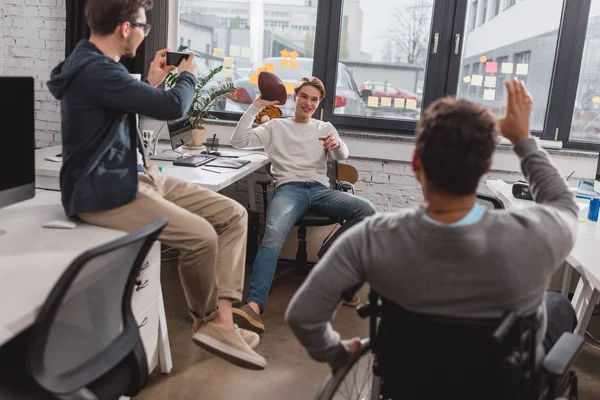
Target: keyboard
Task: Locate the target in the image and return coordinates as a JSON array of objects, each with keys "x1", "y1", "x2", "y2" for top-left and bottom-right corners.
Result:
[{"x1": 173, "y1": 154, "x2": 218, "y2": 167}]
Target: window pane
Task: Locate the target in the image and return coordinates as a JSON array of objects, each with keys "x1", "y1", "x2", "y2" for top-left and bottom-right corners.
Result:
[
  {"x1": 456, "y1": 0, "x2": 564, "y2": 132},
  {"x1": 569, "y1": 2, "x2": 600, "y2": 143},
  {"x1": 179, "y1": 0, "x2": 319, "y2": 116},
  {"x1": 332, "y1": 0, "x2": 433, "y2": 121}
]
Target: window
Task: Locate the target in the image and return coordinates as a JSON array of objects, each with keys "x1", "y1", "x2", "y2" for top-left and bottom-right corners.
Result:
[
  {"x1": 504, "y1": 0, "x2": 516, "y2": 10},
  {"x1": 479, "y1": 0, "x2": 487, "y2": 26},
  {"x1": 491, "y1": 0, "x2": 501, "y2": 17},
  {"x1": 469, "y1": 1, "x2": 478, "y2": 31},
  {"x1": 457, "y1": 1, "x2": 563, "y2": 132}
]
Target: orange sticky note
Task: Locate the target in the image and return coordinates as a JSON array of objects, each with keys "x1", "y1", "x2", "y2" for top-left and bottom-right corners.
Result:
[
  {"x1": 265, "y1": 63, "x2": 275, "y2": 73},
  {"x1": 257, "y1": 67, "x2": 266, "y2": 74},
  {"x1": 281, "y1": 49, "x2": 289, "y2": 58},
  {"x1": 284, "y1": 82, "x2": 294, "y2": 94},
  {"x1": 249, "y1": 73, "x2": 258, "y2": 84},
  {"x1": 290, "y1": 60, "x2": 298, "y2": 69},
  {"x1": 290, "y1": 50, "x2": 298, "y2": 59},
  {"x1": 280, "y1": 59, "x2": 289, "y2": 68}
]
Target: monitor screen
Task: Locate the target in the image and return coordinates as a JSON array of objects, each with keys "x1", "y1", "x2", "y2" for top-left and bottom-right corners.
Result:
[
  {"x1": 167, "y1": 117, "x2": 193, "y2": 150},
  {"x1": 0, "y1": 77, "x2": 35, "y2": 209}
]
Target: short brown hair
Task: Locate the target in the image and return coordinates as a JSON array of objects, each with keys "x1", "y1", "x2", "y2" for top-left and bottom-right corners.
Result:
[
  {"x1": 85, "y1": 0, "x2": 153, "y2": 36},
  {"x1": 416, "y1": 97, "x2": 498, "y2": 195},
  {"x1": 294, "y1": 77, "x2": 326, "y2": 100}
]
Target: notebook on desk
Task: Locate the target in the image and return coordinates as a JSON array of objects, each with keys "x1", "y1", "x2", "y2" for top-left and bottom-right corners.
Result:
[{"x1": 205, "y1": 158, "x2": 251, "y2": 169}]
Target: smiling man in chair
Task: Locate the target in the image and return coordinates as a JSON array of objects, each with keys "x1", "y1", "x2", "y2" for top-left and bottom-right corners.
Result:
[{"x1": 230, "y1": 77, "x2": 377, "y2": 335}]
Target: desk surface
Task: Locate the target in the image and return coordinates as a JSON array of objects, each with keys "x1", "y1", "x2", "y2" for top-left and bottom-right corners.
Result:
[
  {"x1": 486, "y1": 180, "x2": 600, "y2": 290},
  {"x1": 35, "y1": 144, "x2": 269, "y2": 192},
  {"x1": 0, "y1": 191, "x2": 129, "y2": 347}
]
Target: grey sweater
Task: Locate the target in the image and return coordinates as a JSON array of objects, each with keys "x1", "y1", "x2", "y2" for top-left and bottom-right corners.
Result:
[
  {"x1": 230, "y1": 105, "x2": 349, "y2": 187},
  {"x1": 285, "y1": 137, "x2": 578, "y2": 368}
]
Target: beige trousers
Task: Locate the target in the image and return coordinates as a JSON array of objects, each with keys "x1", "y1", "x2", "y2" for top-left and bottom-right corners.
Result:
[{"x1": 79, "y1": 171, "x2": 248, "y2": 324}]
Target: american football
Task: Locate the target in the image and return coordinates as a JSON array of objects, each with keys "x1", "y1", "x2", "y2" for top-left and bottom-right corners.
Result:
[{"x1": 258, "y1": 71, "x2": 287, "y2": 105}]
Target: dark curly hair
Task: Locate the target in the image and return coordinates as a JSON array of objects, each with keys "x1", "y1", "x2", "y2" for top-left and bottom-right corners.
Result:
[
  {"x1": 86, "y1": 0, "x2": 153, "y2": 36},
  {"x1": 416, "y1": 97, "x2": 498, "y2": 195}
]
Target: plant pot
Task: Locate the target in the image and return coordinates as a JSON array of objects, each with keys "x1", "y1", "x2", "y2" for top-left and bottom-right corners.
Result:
[{"x1": 187, "y1": 128, "x2": 206, "y2": 148}]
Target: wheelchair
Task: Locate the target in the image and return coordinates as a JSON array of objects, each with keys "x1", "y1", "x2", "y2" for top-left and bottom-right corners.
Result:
[{"x1": 315, "y1": 290, "x2": 583, "y2": 400}]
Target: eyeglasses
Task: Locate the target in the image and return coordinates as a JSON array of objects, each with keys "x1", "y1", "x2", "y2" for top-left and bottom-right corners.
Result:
[{"x1": 129, "y1": 21, "x2": 152, "y2": 36}]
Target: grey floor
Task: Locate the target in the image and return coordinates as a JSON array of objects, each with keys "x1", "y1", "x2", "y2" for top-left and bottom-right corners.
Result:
[{"x1": 137, "y1": 255, "x2": 600, "y2": 400}]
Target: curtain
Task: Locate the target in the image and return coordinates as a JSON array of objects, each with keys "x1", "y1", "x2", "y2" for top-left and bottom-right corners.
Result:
[{"x1": 65, "y1": 0, "x2": 90, "y2": 58}]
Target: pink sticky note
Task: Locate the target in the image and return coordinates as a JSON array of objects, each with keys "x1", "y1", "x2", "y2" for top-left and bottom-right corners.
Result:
[{"x1": 486, "y1": 62, "x2": 498, "y2": 73}]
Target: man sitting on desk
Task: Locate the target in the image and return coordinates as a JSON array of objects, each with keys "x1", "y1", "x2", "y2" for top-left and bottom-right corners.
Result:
[
  {"x1": 230, "y1": 77, "x2": 377, "y2": 334},
  {"x1": 47, "y1": 0, "x2": 266, "y2": 370}
]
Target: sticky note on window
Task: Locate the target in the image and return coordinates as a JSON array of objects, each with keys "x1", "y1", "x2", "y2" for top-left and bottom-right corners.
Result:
[
  {"x1": 280, "y1": 59, "x2": 289, "y2": 68},
  {"x1": 241, "y1": 46, "x2": 251, "y2": 58},
  {"x1": 484, "y1": 76, "x2": 497, "y2": 88},
  {"x1": 229, "y1": 45, "x2": 240, "y2": 57},
  {"x1": 265, "y1": 63, "x2": 275, "y2": 73},
  {"x1": 223, "y1": 57, "x2": 234, "y2": 68},
  {"x1": 483, "y1": 89, "x2": 496, "y2": 101},
  {"x1": 289, "y1": 50, "x2": 299, "y2": 59},
  {"x1": 471, "y1": 75, "x2": 483, "y2": 86},
  {"x1": 381, "y1": 97, "x2": 392, "y2": 107},
  {"x1": 501, "y1": 63, "x2": 513, "y2": 74},
  {"x1": 367, "y1": 96, "x2": 379, "y2": 107},
  {"x1": 223, "y1": 69, "x2": 234, "y2": 78},
  {"x1": 257, "y1": 67, "x2": 266, "y2": 74},
  {"x1": 463, "y1": 76, "x2": 471, "y2": 83},
  {"x1": 249, "y1": 73, "x2": 258, "y2": 84},
  {"x1": 406, "y1": 99, "x2": 417, "y2": 110},
  {"x1": 485, "y1": 62, "x2": 498, "y2": 73},
  {"x1": 284, "y1": 82, "x2": 295, "y2": 94},
  {"x1": 394, "y1": 98, "x2": 405, "y2": 108},
  {"x1": 290, "y1": 60, "x2": 298, "y2": 69},
  {"x1": 212, "y1": 48, "x2": 224, "y2": 58},
  {"x1": 516, "y1": 63, "x2": 529, "y2": 75}
]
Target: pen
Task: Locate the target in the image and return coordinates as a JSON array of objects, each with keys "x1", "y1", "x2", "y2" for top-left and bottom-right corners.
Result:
[
  {"x1": 566, "y1": 171, "x2": 575, "y2": 180},
  {"x1": 201, "y1": 167, "x2": 221, "y2": 174}
]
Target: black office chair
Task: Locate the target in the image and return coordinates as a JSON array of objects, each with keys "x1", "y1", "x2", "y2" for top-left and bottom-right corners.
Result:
[
  {"x1": 317, "y1": 289, "x2": 583, "y2": 400},
  {"x1": 257, "y1": 160, "x2": 358, "y2": 276},
  {"x1": 0, "y1": 218, "x2": 167, "y2": 400},
  {"x1": 477, "y1": 192, "x2": 506, "y2": 209}
]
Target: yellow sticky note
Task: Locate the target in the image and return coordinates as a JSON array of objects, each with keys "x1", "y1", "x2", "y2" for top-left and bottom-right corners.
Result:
[
  {"x1": 223, "y1": 57, "x2": 234, "y2": 68},
  {"x1": 501, "y1": 62, "x2": 513, "y2": 74},
  {"x1": 463, "y1": 76, "x2": 471, "y2": 83},
  {"x1": 471, "y1": 75, "x2": 483, "y2": 86},
  {"x1": 394, "y1": 98, "x2": 405, "y2": 108},
  {"x1": 229, "y1": 45, "x2": 240, "y2": 57},
  {"x1": 223, "y1": 69, "x2": 234, "y2": 78},
  {"x1": 281, "y1": 49, "x2": 289, "y2": 58},
  {"x1": 265, "y1": 63, "x2": 275, "y2": 73},
  {"x1": 212, "y1": 48, "x2": 224, "y2": 58},
  {"x1": 284, "y1": 82, "x2": 294, "y2": 94},
  {"x1": 406, "y1": 99, "x2": 417, "y2": 110},
  {"x1": 241, "y1": 47, "x2": 251, "y2": 58},
  {"x1": 381, "y1": 97, "x2": 392, "y2": 107},
  {"x1": 257, "y1": 67, "x2": 266, "y2": 74},
  {"x1": 249, "y1": 73, "x2": 258, "y2": 85},
  {"x1": 290, "y1": 50, "x2": 299, "y2": 59},
  {"x1": 516, "y1": 63, "x2": 529, "y2": 75},
  {"x1": 280, "y1": 59, "x2": 289, "y2": 68},
  {"x1": 484, "y1": 76, "x2": 497, "y2": 88},
  {"x1": 290, "y1": 60, "x2": 298, "y2": 69},
  {"x1": 367, "y1": 96, "x2": 379, "y2": 107},
  {"x1": 483, "y1": 89, "x2": 496, "y2": 101}
]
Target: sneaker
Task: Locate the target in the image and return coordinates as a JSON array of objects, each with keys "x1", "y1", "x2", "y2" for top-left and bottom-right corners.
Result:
[
  {"x1": 232, "y1": 304, "x2": 266, "y2": 334},
  {"x1": 236, "y1": 325, "x2": 260, "y2": 349},
  {"x1": 192, "y1": 322, "x2": 266, "y2": 370},
  {"x1": 342, "y1": 294, "x2": 361, "y2": 307}
]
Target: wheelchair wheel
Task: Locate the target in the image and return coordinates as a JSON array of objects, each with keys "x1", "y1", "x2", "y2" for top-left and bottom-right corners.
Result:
[{"x1": 315, "y1": 339, "x2": 380, "y2": 400}]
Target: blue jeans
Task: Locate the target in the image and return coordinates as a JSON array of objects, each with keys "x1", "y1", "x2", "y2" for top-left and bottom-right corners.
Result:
[{"x1": 247, "y1": 181, "x2": 377, "y2": 311}]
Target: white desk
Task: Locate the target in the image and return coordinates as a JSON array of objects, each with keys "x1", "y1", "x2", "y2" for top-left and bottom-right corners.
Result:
[
  {"x1": 487, "y1": 180, "x2": 600, "y2": 336},
  {"x1": 35, "y1": 143, "x2": 269, "y2": 211},
  {"x1": 0, "y1": 191, "x2": 172, "y2": 375}
]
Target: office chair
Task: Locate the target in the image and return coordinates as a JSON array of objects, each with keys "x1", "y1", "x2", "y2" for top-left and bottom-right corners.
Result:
[
  {"x1": 257, "y1": 160, "x2": 359, "y2": 277},
  {"x1": 476, "y1": 192, "x2": 506, "y2": 209},
  {"x1": 316, "y1": 289, "x2": 583, "y2": 400},
  {"x1": 0, "y1": 218, "x2": 167, "y2": 400}
]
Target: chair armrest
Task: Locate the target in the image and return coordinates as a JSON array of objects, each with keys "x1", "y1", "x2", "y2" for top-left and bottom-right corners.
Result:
[
  {"x1": 476, "y1": 193, "x2": 505, "y2": 209},
  {"x1": 542, "y1": 332, "x2": 584, "y2": 376},
  {"x1": 337, "y1": 181, "x2": 355, "y2": 194}
]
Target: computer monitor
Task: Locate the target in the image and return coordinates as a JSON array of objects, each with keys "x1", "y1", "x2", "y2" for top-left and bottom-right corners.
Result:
[
  {"x1": 167, "y1": 117, "x2": 193, "y2": 150},
  {"x1": 0, "y1": 77, "x2": 35, "y2": 214}
]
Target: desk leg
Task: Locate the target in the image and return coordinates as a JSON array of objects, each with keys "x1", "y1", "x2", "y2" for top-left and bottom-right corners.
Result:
[
  {"x1": 561, "y1": 262, "x2": 573, "y2": 297},
  {"x1": 247, "y1": 180, "x2": 257, "y2": 212},
  {"x1": 157, "y1": 286, "x2": 173, "y2": 374},
  {"x1": 571, "y1": 277, "x2": 600, "y2": 336}
]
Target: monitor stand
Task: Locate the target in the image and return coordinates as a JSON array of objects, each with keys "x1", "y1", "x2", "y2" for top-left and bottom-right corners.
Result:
[{"x1": 149, "y1": 148, "x2": 185, "y2": 162}]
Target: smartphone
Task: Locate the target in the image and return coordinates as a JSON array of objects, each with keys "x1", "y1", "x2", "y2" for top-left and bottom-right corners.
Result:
[{"x1": 166, "y1": 52, "x2": 190, "y2": 67}]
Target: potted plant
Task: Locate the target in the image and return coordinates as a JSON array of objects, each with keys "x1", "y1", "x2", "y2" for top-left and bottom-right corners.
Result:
[{"x1": 165, "y1": 45, "x2": 236, "y2": 148}]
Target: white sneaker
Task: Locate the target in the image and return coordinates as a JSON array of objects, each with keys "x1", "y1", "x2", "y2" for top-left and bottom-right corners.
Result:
[
  {"x1": 236, "y1": 325, "x2": 260, "y2": 349},
  {"x1": 192, "y1": 322, "x2": 266, "y2": 370}
]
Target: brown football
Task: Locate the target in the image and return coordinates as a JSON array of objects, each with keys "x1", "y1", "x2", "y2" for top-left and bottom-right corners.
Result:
[{"x1": 258, "y1": 71, "x2": 287, "y2": 105}]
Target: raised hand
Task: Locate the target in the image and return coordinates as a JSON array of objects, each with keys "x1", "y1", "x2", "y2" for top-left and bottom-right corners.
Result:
[
  {"x1": 177, "y1": 52, "x2": 198, "y2": 79},
  {"x1": 498, "y1": 77, "x2": 533, "y2": 145},
  {"x1": 147, "y1": 48, "x2": 177, "y2": 87},
  {"x1": 318, "y1": 132, "x2": 340, "y2": 151}
]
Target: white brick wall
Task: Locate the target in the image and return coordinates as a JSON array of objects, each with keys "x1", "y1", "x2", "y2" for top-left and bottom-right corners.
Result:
[{"x1": 1, "y1": 0, "x2": 66, "y2": 148}]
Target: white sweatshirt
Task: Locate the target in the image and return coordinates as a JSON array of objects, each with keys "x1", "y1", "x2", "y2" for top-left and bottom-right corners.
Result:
[{"x1": 230, "y1": 105, "x2": 349, "y2": 188}]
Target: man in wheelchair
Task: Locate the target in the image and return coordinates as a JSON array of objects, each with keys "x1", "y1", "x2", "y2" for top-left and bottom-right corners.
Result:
[
  {"x1": 286, "y1": 79, "x2": 581, "y2": 399},
  {"x1": 230, "y1": 77, "x2": 377, "y2": 334}
]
